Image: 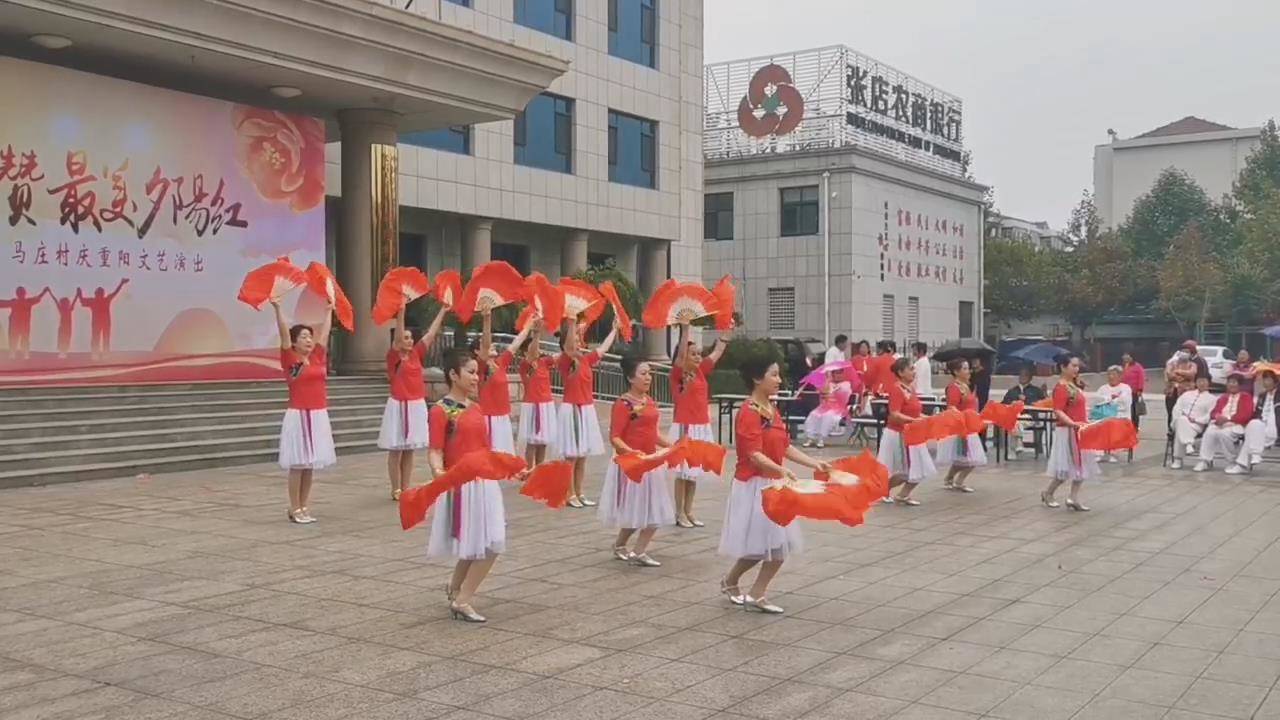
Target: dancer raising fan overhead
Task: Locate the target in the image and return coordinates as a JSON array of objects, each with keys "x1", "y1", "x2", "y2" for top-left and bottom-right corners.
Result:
[
  {"x1": 474, "y1": 307, "x2": 538, "y2": 458},
  {"x1": 517, "y1": 317, "x2": 557, "y2": 466},
  {"x1": 600, "y1": 356, "x2": 676, "y2": 566},
  {"x1": 557, "y1": 316, "x2": 622, "y2": 508},
  {"x1": 1041, "y1": 353, "x2": 1100, "y2": 511},
  {"x1": 670, "y1": 320, "x2": 730, "y2": 528},
  {"x1": 270, "y1": 295, "x2": 336, "y2": 524},
  {"x1": 379, "y1": 304, "x2": 448, "y2": 501},
  {"x1": 719, "y1": 356, "x2": 830, "y2": 614},
  {"x1": 936, "y1": 357, "x2": 987, "y2": 492}
]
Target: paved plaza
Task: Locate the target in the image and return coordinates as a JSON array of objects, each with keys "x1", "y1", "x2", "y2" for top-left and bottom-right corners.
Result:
[{"x1": 4, "y1": 417, "x2": 1280, "y2": 720}]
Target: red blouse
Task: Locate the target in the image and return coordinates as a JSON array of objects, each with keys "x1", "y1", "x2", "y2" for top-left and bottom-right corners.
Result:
[
  {"x1": 1052, "y1": 382, "x2": 1087, "y2": 426},
  {"x1": 519, "y1": 355, "x2": 556, "y2": 404},
  {"x1": 1211, "y1": 392, "x2": 1255, "y2": 426},
  {"x1": 281, "y1": 346, "x2": 327, "y2": 410},
  {"x1": 735, "y1": 400, "x2": 789, "y2": 480},
  {"x1": 387, "y1": 344, "x2": 427, "y2": 401},
  {"x1": 671, "y1": 358, "x2": 715, "y2": 425},
  {"x1": 945, "y1": 382, "x2": 978, "y2": 412},
  {"x1": 428, "y1": 399, "x2": 490, "y2": 468},
  {"x1": 886, "y1": 381, "x2": 922, "y2": 432},
  {"x1": 558, "y1": 352, "x2": 600, "y2": 406},
  {"x1": 610, "y1": 395, "x2": 660, "y2": 453},
  {"x1": 478, "y1": 351, "x2": 513, "y2": 417}
]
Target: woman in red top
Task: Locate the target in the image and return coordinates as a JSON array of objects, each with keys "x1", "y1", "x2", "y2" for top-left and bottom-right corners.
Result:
[
  {"x1": 876, "y1": 357, "x2": 938, "y2": 506},
  {"x1": 1197, "y1": 373, "x2": 1256, "y2": 474},
  {"x1": 378, "y1": 304, "x2": 448, "y2": 501},
  {"x1": 427, "y1": 349, "x2": 506, "y2": 623},
  {"x1": 719, "y1": 357, "x2": 829, "y2": 614},
  {"x1": 936, "y1": 358, "x2": 988, "y2": 492},
  {"x1": 556, "y1": 316, "x2": 621, "y2": 508},
  {"x1": 670, "y1": 320, "x2": 730, "y2": 528},
  {"x1": 270, "y1": 295, "x2": 335, "y2": 524},
  {"x1": 1120, "y1": 352, "x2": 1145, "y2": 430},
  {"x1": 599, "y1": 356, "x2": 676, "y2": 566},
  {"x1": 1042, "y1": 353, "x2": 1101, "y2": 511},
  {"x1": 517, "y1": 319, "x2": 557, "y2": 467},
  {"x1": 473, "y1": 308, "x2": 537, "y2": 459}
]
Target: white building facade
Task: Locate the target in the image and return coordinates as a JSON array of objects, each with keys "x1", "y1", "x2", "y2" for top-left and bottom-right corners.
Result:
[
  {"x1": 703, "y1": 46, "x2": 986, "y2": 348},
  {"x1": 326, "y1": 0, "x2": 705, "y2": 359},
  {"x1": 1094, "y1": 116, "x2": 1261, "y2": 228},
  {"x1": 987, "y1": 213, "x2": 1065, "y2": 252}
]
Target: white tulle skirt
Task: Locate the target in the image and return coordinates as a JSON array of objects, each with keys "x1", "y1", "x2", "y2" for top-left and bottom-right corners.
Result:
[
  {"x1": 426, "y1": 479, "x2": 506, "y2": 560},
  {"x1": 876, "y1": 428, "x2": 937, "y2": 484},
  {"x1": 670, "y1": 422, "x2": 716, "y2": 481},
  {"x1": 935, "y1": 433, "x2": 988, "y2": 468},
  {"x1": 556, "y1": 403, "x2": 605, "y2": 458},
  {"x1": 377, "y1": 398, "x2": 430, "y2": 450},
  {"x1": 1046, "y1": 426, "x2": 1102, "y2": 483},
  {"x1": 485, "y1": 414, "x2": 516, "y2": 454},
  {"x1": 802, "y1": 409, "x2": 845, "y2": 439},
  {"x1": 598, "y1": 460, "x2": 675, "y2": 529},
  {"x1": 517, "y1": 401, "x2": 559, "y2": 449},
  {"x1": 718, "y1": 477, "x2": 803, "y2": 561},
  {"x1": 278, "y1": 408, "x2": 336, "y2": 470}
]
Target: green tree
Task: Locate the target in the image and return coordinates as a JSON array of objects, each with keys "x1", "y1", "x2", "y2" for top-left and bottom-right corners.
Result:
[
  {"x1": 1234, "y1": 191, "x2": 1280, "y2": 322},
  {"x1": 1045, "y1": 232, "x2": 1146, "y2": 341},
  {"x1": 1063, "y1": 190, "x2": 1101, "y2": 249},
  {"x1": 1119, "y1": 168, "x2": 1213, "y2": 262},
  {"x1": 983, "y1": 236, "x2": 1050, "y2": 327},
  {"x1": 1233, "y1": 119, "x2": 1280, "y2": 216},
  {"x1": 1158, "y1": 222, "x2": 1224, "y2": 336}
]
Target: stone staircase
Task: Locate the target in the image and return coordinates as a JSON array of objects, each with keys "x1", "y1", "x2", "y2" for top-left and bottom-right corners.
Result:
[{"x1": 0, "y1": 377, "x2": 388, "y2": 488}]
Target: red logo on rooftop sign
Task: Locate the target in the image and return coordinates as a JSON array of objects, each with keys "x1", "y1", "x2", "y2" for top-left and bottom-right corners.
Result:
[{"x1": 737, "y1": 64, "x2": 804, "y2": 138}]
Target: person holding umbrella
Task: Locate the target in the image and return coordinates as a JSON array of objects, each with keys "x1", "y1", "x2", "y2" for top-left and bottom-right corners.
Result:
[{"x1": 800, "y1": 362, "x2": 854, "y2": 449}]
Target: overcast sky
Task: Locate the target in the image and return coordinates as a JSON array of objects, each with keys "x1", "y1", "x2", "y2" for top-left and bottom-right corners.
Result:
[{"x1": 704, "y1": 0, "x2": 1278, "y2": 227}]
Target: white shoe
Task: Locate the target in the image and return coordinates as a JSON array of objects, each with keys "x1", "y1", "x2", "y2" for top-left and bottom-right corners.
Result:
[
  {"x1": 1106, "y1": 454, "x2": 1119, "y2": 463},
  {"x1": 1170, "y1": 459, "x2": 1183, "y2": 470},
  {"x1": 1225, "y1": 464, "x2": 1248, "y2": 475},
  {"x1": 1193, "y1": 461, "x2": 1210, "y2": 472},
  {"x1": 1185, "y1": 443, "x2": 1196, "y2": 456},
  {"x1": 815, "y1": 440, "x2": 825, "y2": 449},
  {"x1": 802, "y1": 439, "x2": 814, "y2": 448},
  {"x1": 880, "y1": 496, "x2": 895, "y2": 504},
  {"x1": 1250, "y1": 454, "x2": 1263, "y2": 466}
]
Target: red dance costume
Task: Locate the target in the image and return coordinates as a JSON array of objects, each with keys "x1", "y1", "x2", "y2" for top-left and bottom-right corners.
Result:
[
  {"x1": 426, "y1": 398, "x2": 505, "y2": 559},
  {"x1": 720, "y1": 400, "x2": 801, "y2": 559}
]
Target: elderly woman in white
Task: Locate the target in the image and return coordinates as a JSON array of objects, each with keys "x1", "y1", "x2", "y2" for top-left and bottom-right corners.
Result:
[
  {"x1": 1092, "y1": 365, "x2": 1133, "y2": 463},
  {"x1": 1169, "y1": 375, "x2": 1217, "y2": 469},
  {"x1": 1239, "y1": 369, "x2": 1279, "y2": 470}
]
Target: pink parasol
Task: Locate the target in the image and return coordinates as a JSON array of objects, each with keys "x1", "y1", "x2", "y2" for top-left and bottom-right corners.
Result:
[{"x1": 799, "y1": 360, "x2": 860, "y2": 390}]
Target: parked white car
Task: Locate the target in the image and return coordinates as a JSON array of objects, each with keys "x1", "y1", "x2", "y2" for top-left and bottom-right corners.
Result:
[{"x1": 1167, "y1": 345, "x2": 1231, "y2": 387}]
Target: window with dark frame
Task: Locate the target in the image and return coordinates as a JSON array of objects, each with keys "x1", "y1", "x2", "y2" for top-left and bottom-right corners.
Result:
[
  {"x1": 491, "y1": 242, "x2": 531, "y2": 276},
  {"x1": 704, "y1": 192, "x2": 733, "y2": 240},
  {"x1": 514, "y1": 0, "x2": 573, "y2": 41},
  {"x1": 780, "y1": 185, "x2": 819, "y2": 236},
  {"x1": 608, "y1": 0, "x2": 656, "y2": 68},
  {"x1": 514, "y1": 92, "x2": 573, "y2": 174},
  {"x1": 400, "y1": 125, "x2": 471, "y2": 155},
  {"x1": 607, "y1": 109, "x2": 656, "y2": 188},
  {"x1": 958, "y1": 300, "x2": 975, "y2": 339}
]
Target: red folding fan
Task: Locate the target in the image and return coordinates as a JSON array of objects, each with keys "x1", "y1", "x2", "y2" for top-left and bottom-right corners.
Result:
[
  {"x1": 902, "y1": 416, "x2": 935, "y2": 447},
  {"x1": 520, "y1": 461, "x2": 574, "y2": 509},
  {"x1": 963, "y1": 409, "x2": 986, "y2": 436},
  {"x1": 398, "y1": 449, "x2": 527, "y2": 530},
  {"x1": 455, "y1": 261, "x2": 526, "y2": 324},
  {"x1": 930, "y1": 409, "x2": 968, "y2": 442},
  {"x1": 597, "y1": 281, "x2": 633, "y2": 343},
  {"x1": 817, "y1": 451, "x2": 891, "y2": 498},
  {"x1": 1079, "y1": 418, "x2": 1138, "y2": 453},
  {"x1": 616, "y1": 448, "x2": 683, "y2": 482},
  {"x1": 711, "y1": 275, "x2": 736, "y2": 331},
  {"x1": 672, "y1": 437, "x2": 727, "y2": 476},
  {"x1": 980, "y1": 401, "x2": 1024, "y2": 433},
  {"x1": 761, "y1": 478, "x2": 877, "y2": 528},
  {"x1": 372, "y1": 267, "x2": 431, "y2": 325},
  {"x1": 303, "y1": 262, "x2": 354, "y2": 332},
  {"x1": 641, "y1": 281, "x2": 719, "y2": 329},
  {"x1": 558, "y1": 278, "x2": 604, "y2": 324},
  {"x1": 434, "y1": 269, "x2": 464, "y2": 309},
  {"x1": 237, "y1": 256, "x2": 305, "y2": 309},
  {"x1": 521, "y1": 272, "x2": 565, "y2": 331}
]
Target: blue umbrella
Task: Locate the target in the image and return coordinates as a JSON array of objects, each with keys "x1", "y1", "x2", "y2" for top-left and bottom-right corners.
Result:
[
  {"x1": 1008, "y1": 342, "x2": 1073, "y2": 366},
  {"x1": 1262, "y1": 325, "x2": 1280, "y2": 340}
]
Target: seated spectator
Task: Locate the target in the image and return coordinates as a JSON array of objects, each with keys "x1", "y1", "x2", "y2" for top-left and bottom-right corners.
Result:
[
  {"x1": 1091, "y1": 365, "x2": 1132, "y2": 463},
  {"x1": 1239, "y1": 368, "x2": 1279, "y2": 469},
  {"x1": 1170, "y1": 375, "x2": 1217, "y2": 469},
  {"x1": 1196, "y1": 373, "x2": 1255, "y2": 474},
  {"x1": 1231, "y1": 349, "x2": 1256, "y2": 395},
  {"x1": 1002, "y1": 366, "x2": 1045, "y2": 456}
]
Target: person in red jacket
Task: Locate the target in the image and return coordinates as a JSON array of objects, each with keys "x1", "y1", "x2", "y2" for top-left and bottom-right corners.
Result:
[
  {"x1": 669, "y1": 320, "x2": 730, "y2": 528},
  {"x1": 1196, "y1": 373, "x2": 1255, "y2": 474},
  {"x1": 1042, "y1": 353, "x2": 1101, "y2": 511}
]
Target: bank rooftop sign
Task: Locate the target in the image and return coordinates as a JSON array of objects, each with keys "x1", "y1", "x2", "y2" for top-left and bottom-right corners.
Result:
[{"x1": 705, "y1": 45, "x2": 967, "y2": 177}]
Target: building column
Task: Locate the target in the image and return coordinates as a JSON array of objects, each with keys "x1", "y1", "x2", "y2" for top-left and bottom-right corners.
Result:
[
  {"x1": 463, "y1": 217, "x2": 493, "y2": 276},
  {"x1": 639, "y1": 240, "x2": 670, "y2": 360},
  {"x1": 336, "y1": 108, "x2": 399, "y2": 374},
  {"x1": 561, "y1": 229, "x2": 589, "y2": 277}
]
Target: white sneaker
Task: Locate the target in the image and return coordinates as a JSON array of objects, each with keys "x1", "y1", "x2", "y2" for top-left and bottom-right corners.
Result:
[
  {"x1": 815, "y1": 440, "x2": 825, "y2": 449},
  {"x1": 1106, "y1": 454, "x2": 1119, "y2": 463},
  {"x1": 880, "y1": 496, "x2": 895, "y2": 504},
  {"x1": 1250, "y1": 454, "x2": 1263, "y2": 466},
  {"x1": 1170, "y1": 459, "x2": 1183, "y2": 470},
  {"x1": 1193, "y1": 461, "x2": 1210, "y2": 472},
  {"x1": 802, "y1": 439, "x2": 814, "y2": 448},
  {"x1": 1225, "y1": 464, "x2": 1248, "y2": 475},
  {"x1": 1185, "y1": 443, "x2": 1196, "y2": 456}
]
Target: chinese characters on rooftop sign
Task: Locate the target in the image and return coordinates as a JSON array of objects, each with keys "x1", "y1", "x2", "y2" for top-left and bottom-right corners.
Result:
[{"x1": 704, "y1": 45, "x2": 967, "y2": 177}]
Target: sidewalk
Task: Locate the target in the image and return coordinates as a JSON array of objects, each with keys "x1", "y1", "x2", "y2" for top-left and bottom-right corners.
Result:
[{"x1": 2, "y1": 420, "x2": 1280, "y2": 719}]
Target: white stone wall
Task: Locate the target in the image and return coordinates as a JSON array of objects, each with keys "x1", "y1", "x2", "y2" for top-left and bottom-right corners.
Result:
[
  {"x1": 326, "y1": 0, "x2": 705, "y2": 282},
  {"x1": 704, "y1": 149, "x2": 984, "y2": 347}
]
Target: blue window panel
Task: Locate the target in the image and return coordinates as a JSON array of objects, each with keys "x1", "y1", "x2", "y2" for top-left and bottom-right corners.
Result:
[
  {"x1": 444, "y1": 0, "x2": 470, "y2": 6},
  {"x1": 514, "y1": 0, "x2": 573, "y2": 41},
  {"x1": 514, "y1": 93, "x2": 573, "y2": 174},
  {"x1": 608, "y1": 0, "x2": 656, "y2": 68},
  {"x1": 608, "y1": 110, "x2": 656, "y2": 189},
  {"x1": 400, "y1": 126, "x2": 471, "y2": 155}
]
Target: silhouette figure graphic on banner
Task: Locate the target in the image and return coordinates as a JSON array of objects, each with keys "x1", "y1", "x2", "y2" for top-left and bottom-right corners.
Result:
[
  {"x1": 77, "y1": 279, "x2": 129, "y2": 359},
  {"x1": 51, "y1": 290, "x2": 78, "y2": 358},
  {"x1": 0, "y1": 286, "x2": 48, "y2": 360}
]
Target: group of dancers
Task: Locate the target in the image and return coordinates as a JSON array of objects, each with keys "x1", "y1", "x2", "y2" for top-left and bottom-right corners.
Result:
[{"x1": 265, "y1": 291, "x2": 1111, "y2": 622}]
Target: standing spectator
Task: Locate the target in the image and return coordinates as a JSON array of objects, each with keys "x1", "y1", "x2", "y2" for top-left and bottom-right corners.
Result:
[
  {"x1": 851, "y1": 340, "x2": 872, "y2": 375},
  {"x1": 1120, "y1": 352, "x2": 1145, "y2": 429},
  {"x1": 911, "y1": 342, "x2": 933, "y2": 396},
  {"x1": 1231, "y1": 349, "x2": 1256, "y2": 395},
  {"x1": 1165, "y1": 342, "x2": 1201, "y2": 429},
  {"x1": 971, "y1": 356, "x2": 992, "y2": 410},
  {"x1": 825, "y1": 334, "x2": 849, "y2": 366},
  {"x1": 1185, "y1": 341, "x2": 1210, "y2": 384}
]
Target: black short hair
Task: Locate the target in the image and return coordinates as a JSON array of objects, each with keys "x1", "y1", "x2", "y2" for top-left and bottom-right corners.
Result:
[
  {"x1": 442, "y1": 348, "x2": 474, "y2": 387},
  {"x1": 913, "y1": 341, "x2": 928, "y2": 355},
  {"x1": 620, "y1": 354, "x2": 647, "y2": 380},
  {"x1": 739, "y1": 356, "x2": 777, "y2": 391},
  {"x1": 518, "y1": 336, "x2": 535, "y2": 354},
  {"x1": 288, "y1": 324, "x2": 312, "y2": 344},
  {"x1": 856, "y1": 339, "x2": 871, "y2": 352},
  {"x1": 891, "y1": 356, "x2": 912, "y2": 378},
  {"x1": 945, "y1": 357, "x2": 968, "y2": 375},
  {"x1": 467, "y1": 337, "x2": 481, "y2": 356},
  {"x1": 834, "y1": 334, "x2": 849, "y2": 346},
  {"x1": 1056, "y1": 352, "x2": 1080, "y2": 372}
]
